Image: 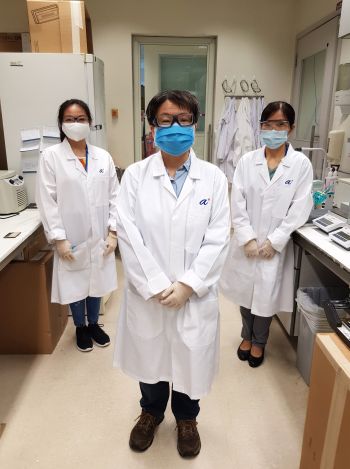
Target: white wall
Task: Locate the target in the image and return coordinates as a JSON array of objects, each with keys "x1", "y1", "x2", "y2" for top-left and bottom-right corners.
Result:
[
  {"x1": 84, "y1": 0, "x2": 298, "y2": 167},
  {"x1": 295, "y1": 0, "x2": 339, "y2": 34}
]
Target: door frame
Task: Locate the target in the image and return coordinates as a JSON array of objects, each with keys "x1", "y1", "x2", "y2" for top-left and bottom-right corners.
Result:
[
  {"x1": 132, "y1": 35, "x2": 217, "y2": 162},
  {"x1": 290, "y1": 12, "x2": 340, "y2": 179}
]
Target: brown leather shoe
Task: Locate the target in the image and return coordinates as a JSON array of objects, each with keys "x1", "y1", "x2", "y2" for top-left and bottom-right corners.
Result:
[
  {"x1": 177, "y1": 419, "x2": 201, "y2": 458},
  {"x1": 129, "y1": 410, "x2": 163, "y2": 452}
]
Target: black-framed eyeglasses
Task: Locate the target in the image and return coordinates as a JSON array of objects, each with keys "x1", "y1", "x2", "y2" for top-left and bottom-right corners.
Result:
[
  {"x1": 63, "y1": 116, "x2": 90, "y2": 124},
  {"x1": 153, "y1": 113, "x2": 194, "y2": 128}
]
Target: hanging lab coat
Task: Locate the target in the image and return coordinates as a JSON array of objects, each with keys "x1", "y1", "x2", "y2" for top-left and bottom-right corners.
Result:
[
  {"x1": 250, "y1": 97, "x2": 265, "y2": 149},
  {"x1": 220, "y1": 144, "x2": 313, "y2": 317},
  {"x1": 215, "y1": 98, "x2": 237, "y2": 183},
  {"x1": 230, "y1": 97, "x2": 255, "y2": 170},
  {"x1": 114, "y1": 150, "x2": 230, "y2": 399},
  {"x1": 36, "y1": 138, "x2": 119, "y2": 305}
]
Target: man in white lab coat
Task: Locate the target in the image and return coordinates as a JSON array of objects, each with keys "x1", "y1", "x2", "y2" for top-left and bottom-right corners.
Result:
[
  {"x1": 114, "y1": 90, "x2": 230, "y2": 458},
  {"x1": 220, "y1": 101, "x2": 313, "y2": 368}
]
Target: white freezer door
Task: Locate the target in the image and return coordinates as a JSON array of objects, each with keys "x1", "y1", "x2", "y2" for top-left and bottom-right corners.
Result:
[
  {"x1": 85, "y1": 54, "x2": 107, "y2": 149},
  {"x1": 0, "y1": 53, "x2": 89, "y2": 201}
]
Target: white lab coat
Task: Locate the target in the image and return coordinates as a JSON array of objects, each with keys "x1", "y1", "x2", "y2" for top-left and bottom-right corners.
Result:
[
  {"x1": 114, "y1": 150, "x2": 230, "y2": 399},
  {"x1": 215, "y1": 98, "x2": 237, "y2": 183},
  {"x1": 36, "y1": 138, "x2": 119, "y2": 305},
  {"x1": 220, "y1": 144, "x2": 313, "y2": 317},
  {"x1": 230, "y1": 97, "x2": 255, "y2": 169}
]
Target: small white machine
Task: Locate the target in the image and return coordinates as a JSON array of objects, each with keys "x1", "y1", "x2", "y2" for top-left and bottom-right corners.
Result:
[
  {"x1": 0, "y1": 170, "x2": 28, "y2": 214},
  {"x1": 312, "y1": 212, "x2": 346, "y2": 233},
  {"x1": 329, "y1": 225, "x2": 350, "y2": 250},
  {"x1": 335, "y1": 90, "x2": 350, "y2": 115},
  {"x1": 334, "y1": 178, "x2": 350, "y2": 213}
]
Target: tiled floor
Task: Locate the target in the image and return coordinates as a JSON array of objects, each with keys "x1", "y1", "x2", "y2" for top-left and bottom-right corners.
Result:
[{"x1": 0, "y1": 259, "x2": 308, "y2": 469}]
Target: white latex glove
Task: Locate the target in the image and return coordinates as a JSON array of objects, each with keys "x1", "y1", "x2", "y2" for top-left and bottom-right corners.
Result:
[
  {"x1": 259, "y1": 240, "x2": 276, "y2": 259},
  {"x1": 56, "y1": 239, "x2": 74, "y2": 261},
  {"x1": 244, "y1": 239, "x2": 259, "y2": 258},
  {"x1": 104, "y1": 232, "x2": 118, "y2": 256},
  {"x1": 160, "y1": 282, "x2": 193, "y2": 309}
]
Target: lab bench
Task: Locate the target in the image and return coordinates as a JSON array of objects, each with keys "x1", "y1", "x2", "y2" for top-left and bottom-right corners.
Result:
[
  {"x1": 0, "y1": 209, "x2": 42, "y2": 272},
  {"x1": 284, "y1": 220, "x2": 350, "y2": 337}
]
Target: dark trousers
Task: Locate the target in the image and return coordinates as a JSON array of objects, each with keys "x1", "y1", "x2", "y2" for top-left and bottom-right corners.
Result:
[
  {"x1": 240, "y1": 306, "x2": 273, "y2": 347},
  {"x1": 140, "y1": 381, "x2": 200, "y2": 421}
]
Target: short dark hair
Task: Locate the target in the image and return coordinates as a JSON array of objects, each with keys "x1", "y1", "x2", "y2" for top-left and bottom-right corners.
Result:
[
  {"x1": 260, "y1": 101, "x2": 295, "y2": 127},
  {"x1": 58, "y1": 99, "x2": 92, "y2": 141},
  {"x1": 146, "y1": 90, "x2": 200, "y2": 126}
]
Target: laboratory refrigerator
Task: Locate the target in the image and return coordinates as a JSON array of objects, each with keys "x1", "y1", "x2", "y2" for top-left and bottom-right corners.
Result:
[{"x1": 0, "y1": 53, "x2": 107, "y2": 202}]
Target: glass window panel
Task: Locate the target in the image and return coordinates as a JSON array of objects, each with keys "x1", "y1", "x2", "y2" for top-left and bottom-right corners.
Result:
[{"x1": 297, "y1": 49, "x2": 326, "y2": 141}]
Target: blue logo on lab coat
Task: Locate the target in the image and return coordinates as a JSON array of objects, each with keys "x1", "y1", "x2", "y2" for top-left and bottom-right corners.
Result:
[
  {"x1": 199, "y1": 198, "x2": 210, "y2": 205},
  {"x1": 285, "y1": 179, "x2": 293, "y2": 185}
]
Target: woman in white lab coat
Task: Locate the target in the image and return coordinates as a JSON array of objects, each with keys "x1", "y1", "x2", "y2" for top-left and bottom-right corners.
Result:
[
  {"x1": 114, "y1": 90, "x2": 230, "y2": 458},
  {"x1": 36, "y1": 99, "x2": 119, "y2": 352},
  {"x1": 220, "y1": 102, "x2": 313, "y2": 367}
]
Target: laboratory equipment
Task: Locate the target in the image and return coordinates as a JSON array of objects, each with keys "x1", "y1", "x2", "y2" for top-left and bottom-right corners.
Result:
[
  {"x1": 335, "y1": 90, "x2": 350, "y2": 114},
  {"x1": 312, "y1": 212, "x2": 346, "y2": 233},
  {"x1": 324, "y1": 300, "x2": 350, "y2": 348},
  {"x1": 329, "y1": 225, "x2": 350, "y2": 250},
  {"x1": 0, "y1": 53, "x2": 107, "y2": 203},
  {"x1": 333, "y1": 178, "x2": 350, "y2": 217},
  {"x1": 0, "y1": 170, "x2": 27, "y2": 214},
  {"x1": 327, "y1": 130, "x2": 345, "y2": 164},
  {"x1": 296, "y1": 130, "x2": 344, "y2": 180}
]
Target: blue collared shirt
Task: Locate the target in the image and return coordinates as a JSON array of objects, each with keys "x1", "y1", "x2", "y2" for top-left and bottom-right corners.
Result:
[{"x1": 169, "y1": 155, "x2": 191, "y2": 197}]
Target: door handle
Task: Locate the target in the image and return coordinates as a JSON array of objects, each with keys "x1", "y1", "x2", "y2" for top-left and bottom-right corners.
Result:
[{"x1": 207, "y1": 124, "x2": 212, "y2": 162}]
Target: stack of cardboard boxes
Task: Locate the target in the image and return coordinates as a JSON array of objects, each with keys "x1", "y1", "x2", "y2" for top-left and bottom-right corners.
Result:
[
  {"x1": 26, "y1": 0, "x2": 93, "y2": 53},
  {"x1": 300, "y1": 333, "x2": 350, "y2": 469},
  {"x1": 0, "y1": 1, "x2": 93, "y2": 53}
]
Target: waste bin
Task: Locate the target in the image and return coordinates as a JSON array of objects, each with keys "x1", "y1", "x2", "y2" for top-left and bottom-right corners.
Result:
[{"x1": 296, "y1": 287, "x2": 349, "y2": 385}]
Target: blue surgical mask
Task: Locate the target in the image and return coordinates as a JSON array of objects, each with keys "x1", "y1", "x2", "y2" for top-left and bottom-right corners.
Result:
[
  {"x1": 260, "y1": 130, "x2": 288, "y2": 149},
  {"x1": 155, "y1": 124, "x2": 195, "y2": 157}
]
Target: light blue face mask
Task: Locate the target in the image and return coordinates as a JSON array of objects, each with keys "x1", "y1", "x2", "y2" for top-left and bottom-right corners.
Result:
[
  {"x1": 260, "y1": 130, "x2": 288, "y2": 149},
  {"x1": 155, "y1": 124, "x2": 195, "y2": 157}
]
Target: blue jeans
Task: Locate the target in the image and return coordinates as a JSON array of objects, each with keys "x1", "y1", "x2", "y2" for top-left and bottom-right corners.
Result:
[{"x1": 69, "y1": 296, "x2": 101, "y2": 327}]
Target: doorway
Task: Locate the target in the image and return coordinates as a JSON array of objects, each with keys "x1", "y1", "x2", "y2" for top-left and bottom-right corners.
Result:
[
  {"x1": 291, "y1": 16, "x2": 339, "y2": 178},
  {"x1": 132, "y1": 36, "x2": 216, "y2": 161}
]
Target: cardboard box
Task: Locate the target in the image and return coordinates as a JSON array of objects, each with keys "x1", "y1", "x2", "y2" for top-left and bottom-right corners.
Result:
[
  {"x1": 26, "y1": 0, "x2": 93, "y2": 53},
  {"x1": 300, "y1": 333, "x2": 350, "y2": 469},
  {"x1": 0, "y1": 33, "x2": 31, "y2": 52},
  {"x1": 0, "y1": 251, "x2": 68, "y2": 354}
]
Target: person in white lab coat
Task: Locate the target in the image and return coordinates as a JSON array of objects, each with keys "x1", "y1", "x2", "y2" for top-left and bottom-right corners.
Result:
[
  {"x1": 36, "y1": 99, "x2": 119, "y2": 352},
  {"x1": 114, "y1": 90, "x2": 230, "y2": 458},
  {"x1": 220, "y1": 101, "x2": 313, "y2": 368}
]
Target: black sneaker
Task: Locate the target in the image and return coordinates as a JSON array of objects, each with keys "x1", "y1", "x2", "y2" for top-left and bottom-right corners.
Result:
[
  {"x1": 76, "y1": 326, "x2": 93, "y2": 352},
  {"x1": 88, "y1": 323, "x2": 110, "y2": 347}
]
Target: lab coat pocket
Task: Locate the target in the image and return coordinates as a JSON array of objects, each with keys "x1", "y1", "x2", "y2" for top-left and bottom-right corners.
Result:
[
  {"x1": 272, "y1": 202, "x2": 290, "y2": 220},
  {"x1": 186, "y1": 208, "x2": 210, "y2": 253},
  {"x1": 58, "y1": 241, "x2": 89, "y2": 272},
  {"x1": 94, "y1": 176, "x2": 109, "y2": 207},
  {"x1": 126, "y1": 289, "x2": 163, "y2": 339},
  {"x1": 178, "y1": 296, "x2": 218, "y2": 349}
]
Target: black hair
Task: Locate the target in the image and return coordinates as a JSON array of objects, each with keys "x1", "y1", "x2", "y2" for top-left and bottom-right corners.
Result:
[
  {"x1": 58, "y1": 99, "x2": 92, "y2": 141},
  {"x1": 146, "y1": 90, "x2": 200, "y2": 126},
  {"x1": 260, "y1": 101, "x2": 295, "y2": 127}
]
